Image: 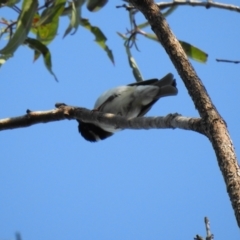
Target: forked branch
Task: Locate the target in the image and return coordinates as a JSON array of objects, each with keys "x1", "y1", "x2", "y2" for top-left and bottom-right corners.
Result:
[{"x1": 129, "y1": 0, "x2": 240, "y2": 227}]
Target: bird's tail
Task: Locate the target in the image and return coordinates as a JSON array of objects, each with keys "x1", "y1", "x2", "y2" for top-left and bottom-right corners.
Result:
[{"x1": 154, "y1": 73, "x2": 178, "y2": 98}]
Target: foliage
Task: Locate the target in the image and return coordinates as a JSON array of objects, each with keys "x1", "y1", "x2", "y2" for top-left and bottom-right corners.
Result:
[
  {"x1": 0, "y1": 0, "x2": 112, "y2": 80},
  {"x1": 0, "y1": 0, "x2": 207, "y2": 81}
]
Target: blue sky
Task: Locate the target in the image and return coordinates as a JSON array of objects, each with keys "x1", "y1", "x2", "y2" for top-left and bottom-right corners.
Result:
[{"x1": 1, "y1": 1, "x2": 240, "y2": 239}]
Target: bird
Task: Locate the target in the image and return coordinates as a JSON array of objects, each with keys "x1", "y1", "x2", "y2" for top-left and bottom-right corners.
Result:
[{"x1": 78, "y1": 73, "x2": 178, "y2": 142}]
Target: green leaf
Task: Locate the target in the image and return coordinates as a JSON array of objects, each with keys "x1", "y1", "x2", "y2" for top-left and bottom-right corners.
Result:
[
  {"x1": 87, "y1": 0, "x2": 108, "y2": 12},
  {"x1": 0, "y1": 53, "x2": 12, "y2": 67},
  {"x1": 162, "y1": 5, "x2": 177, "y2": 17},
  {"x1": 0, "y1": 0, "x2": 7, "y2": 5},
  {"x1": 179, "y1": 40, "x2": 208, "y2": 63},
  {"x1": 0, "y1": 0, "x2": 20, "y2": 7},
  {"x1": 34, "y1": 49, "x2": 41, "y2": 61},
  {"x1": 33, "y1": 0, "x2": 66, "y2": 45},
  {"x1": 25, "y1": 38, "x2": 58, "y2": 81},
  {"x1": 117, "y1": 32, "x2": 143, "y2": 79},
  {"x1": 137, "y1": 21, "x2": 149, "y2": 29},
  {"x1": 116, "y1": 32, "x2": 128, "y2": 40},
  {"x1": 0, "y1": 0, "x2": 38, "y2": 55},
  {"x1": 61, "y1": 0, "x2": 86, "y2": 16},
  {"x1": 63, "y1": 0, "x2": 85, "y2": 38},
  {"x1": 80, "y1": 18, "x2": 114, "y2": 64},
  {"x1": 125, "y1": 44, "x2": 143, "y2": 82},
  {"x1": 144, "y1": 33, "x2": 208, "y2": 63},
  {"x1": 144, "y1": 33, "x2": 159, "y2": 42},
  {"x1": 31, "y1": 13, "x2": 40, "y2": 35},
  {"x1": 137, "y1": 7, "x2": 176, "y2": 29},
  {"x1": 36, "y1": 18, "x2": 59, "y2": 45},
  {"x1": 35, "y1": 0, "x2": 66, "y2": 27}
]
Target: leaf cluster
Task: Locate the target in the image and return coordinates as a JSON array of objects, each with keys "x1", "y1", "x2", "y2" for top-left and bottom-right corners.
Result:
[
  {"x1": 0, "y1": 0, "x2": 112, "y2": 80},
  {"x1": 0, "y1": 0, "x2": 207, "y2": 82}
]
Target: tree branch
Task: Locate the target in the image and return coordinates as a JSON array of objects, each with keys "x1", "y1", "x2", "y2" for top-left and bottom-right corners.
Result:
[
  {"x1": 216, "y1": 58, "x2": 240, "y2": 64},
  {"x1": 0, "y1": 103, "x2": 203, "y2": 134},
  {"x1": 117, "y1": 1, "x2": 240, "y2": 13},
  {"x1": 129, "y1": 0, "x2": 240, "y2": 227},
  {"x1": 194, "y1": 217, "x2": 214, "y2": 240},
  {"x1": 157, "y1": 0, "x2": 240, "y2": 13}
]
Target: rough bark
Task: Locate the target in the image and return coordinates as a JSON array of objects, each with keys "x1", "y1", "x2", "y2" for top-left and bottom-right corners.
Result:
[
  {"x1": 129, "y1": 0, "x2": 240, "y2": 227},
  {"x1": 0, "y1": 103, "x2": 203, "y2": 134}
]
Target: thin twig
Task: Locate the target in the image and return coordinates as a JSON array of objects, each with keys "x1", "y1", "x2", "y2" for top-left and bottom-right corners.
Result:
[
  {"x1": 117, "y1": 1, "x2": 240, "y2": 13},
  {"x1": 216, "y1": 59, "x2": 240, "y2": 64},
  {"x1": 0, "y1": 20, "x2": 17, "y2": 38},
  {"x1": 204, "y1": 217, "x2": 214, "y2": 240},
  {"x1": 11, "y1": 5, "x2": 21, "y2": 13},
  {"x1": 157, "y1": 0, "x2": 240, "y2": 12}
]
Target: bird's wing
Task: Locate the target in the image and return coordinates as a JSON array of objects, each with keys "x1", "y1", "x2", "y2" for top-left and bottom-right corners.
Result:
[
  {"x1": 94, "y1": 86, "x2": 133, "y2": 110},
  {"x1": 94, "y1": 93, "x2": 120, "y2": 111},
  {"x1": 136, "y1": 99, "x2": 158, "y2": 117},
  {"x1": 127, "y1": 79, "x2": 158, "y2": 86},
  {"x1": 94, "y1": 85, "x2": 160, "y2": 118}
]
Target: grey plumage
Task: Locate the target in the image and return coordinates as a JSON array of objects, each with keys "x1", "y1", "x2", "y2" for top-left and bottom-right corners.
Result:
[{"x1": 78, "y1": 73, "x2": 178, "y2": 142}]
